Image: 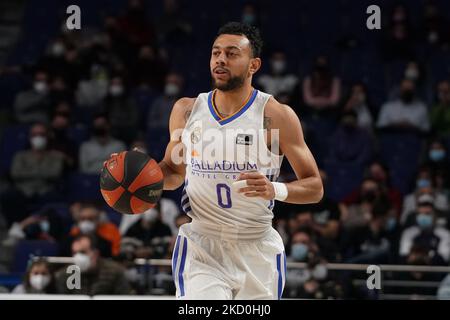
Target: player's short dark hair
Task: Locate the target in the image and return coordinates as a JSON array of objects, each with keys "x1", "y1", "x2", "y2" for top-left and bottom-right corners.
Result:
[{"x1": 216, "y1": 22, "x2": 263, "y2": 58}]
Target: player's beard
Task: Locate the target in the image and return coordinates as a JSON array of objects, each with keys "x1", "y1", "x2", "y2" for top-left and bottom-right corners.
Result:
[{"x1": 211, "y1": 72, "x2": 246, "y2": 92}]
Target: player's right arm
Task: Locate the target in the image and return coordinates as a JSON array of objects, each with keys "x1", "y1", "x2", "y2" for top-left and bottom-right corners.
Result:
[{"x1": 159, "y1": 97, "x2": 195, "y2": 190}]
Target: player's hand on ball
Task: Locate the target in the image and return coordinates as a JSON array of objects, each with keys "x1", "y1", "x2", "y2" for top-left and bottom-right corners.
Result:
[{"x1": 236, "y1": 172, "x2": 275, "y2": 200}]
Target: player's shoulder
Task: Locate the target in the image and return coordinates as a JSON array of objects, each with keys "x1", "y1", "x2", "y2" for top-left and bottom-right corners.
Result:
[
  {"x1": 172, "y1": 97, "x2": 196, "y2": 112},
  {"x1": 264, "y1": 95, "x2": 299, "y2": 127},
  {"x1": 169, "y1": 96, "x2": 197, "y2": 129}
]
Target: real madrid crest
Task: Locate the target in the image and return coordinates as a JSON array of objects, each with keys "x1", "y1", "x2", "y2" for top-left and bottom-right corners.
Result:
[{"x1": 191, "y1": 127, "x2": 201, "y2": 144}]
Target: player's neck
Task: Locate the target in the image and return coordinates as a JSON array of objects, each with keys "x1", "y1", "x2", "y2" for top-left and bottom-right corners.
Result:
[{"x1": 214, "y1": 85, "x2": 254, "y2": 116}]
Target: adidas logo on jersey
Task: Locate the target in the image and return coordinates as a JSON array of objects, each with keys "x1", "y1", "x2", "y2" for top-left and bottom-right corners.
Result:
[{"x1": 236, "y1": 134, "x2": 253, "y2": 145}]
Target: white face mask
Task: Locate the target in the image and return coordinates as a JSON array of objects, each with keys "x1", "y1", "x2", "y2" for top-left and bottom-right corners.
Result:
[
  {"x1": 29, "y1": 274, "x2": 51, "y2": 291},
  {"x1": 34, "y1": 81, "x2": 48, "y2": 94},
  {"x1": 109, "y1": 84, "x2": 124, "y2": 97},
  {"x1": 78, "y1": 220, "x2": 96, "y2": 234},
  {"x1": 73, "y1": 253, "x2": 91, "y2": 272},
  {"x1": 30, "y1": 136, "x2": 47, "y2": 150},
  {"x1": 164, "y1": 83, "x2": 180, "y2": 97},
  {"x1": 271, "y1": 60, "x2": 286, "y2": 74},
  {"x1": 51, "y1": 43, "x2": 65, "y2": 56},
  {"x1": 405, "y1": 67, "x2": 419, "y2": 81},
  {"x1": 40, "y1": 220, "x2": 50, "y2": 233}
]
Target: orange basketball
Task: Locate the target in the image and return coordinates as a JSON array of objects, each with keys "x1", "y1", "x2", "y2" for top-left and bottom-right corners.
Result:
[{"x1": 100, "y1": 151, "x2": 164, "y2": 214}]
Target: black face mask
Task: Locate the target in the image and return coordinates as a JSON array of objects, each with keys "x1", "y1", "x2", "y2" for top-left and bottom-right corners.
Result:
[
  {"x1": 401, "y1": 90, "x2": 414, "y2": 103},
  {"x1": 53, "y1": 127, "x2": 67, "y2": 138},
  {"x1": 315, "y1": 64, "x2": 329, "y2": 74},
  {"x1": 93, "y1": 126, "x2": 108, "y2": 137},
  {"x1": 361, "y1": 191, "x2": 377, "y2": 203}
]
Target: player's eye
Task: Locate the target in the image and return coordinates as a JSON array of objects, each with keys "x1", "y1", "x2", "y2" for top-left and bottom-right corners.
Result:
[{"x1": 212, "y1": 51, "x2": 220, "y2": 56}]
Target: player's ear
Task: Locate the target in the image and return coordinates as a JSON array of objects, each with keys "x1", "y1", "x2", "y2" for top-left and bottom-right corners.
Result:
[{"x1": 249, "y1": 57, "x2": 261, "y2": 75}]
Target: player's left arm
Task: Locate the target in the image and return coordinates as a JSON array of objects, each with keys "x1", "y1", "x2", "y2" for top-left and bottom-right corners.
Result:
[{"x1": 238, "y1": 102, "x2": 323, "y2": 204}]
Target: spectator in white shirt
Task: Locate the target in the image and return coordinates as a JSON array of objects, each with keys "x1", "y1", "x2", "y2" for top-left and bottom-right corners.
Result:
[
  {"x1": 257, "y1": 51, "x2": 298, "y2": 97},
  {"x1": 377, "y1": 79, "x2": 430, "y2": 132},
  {"x1": 79, "y1": 114, "x2": 126, "y2": 174},
  {"x1": 399, "y1": 197, "x2": 450, "y2": 262}
]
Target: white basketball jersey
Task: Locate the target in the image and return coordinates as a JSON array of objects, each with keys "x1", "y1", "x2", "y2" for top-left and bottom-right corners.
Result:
[{"x1": 180, "y1": 89, "x2": 284, "y2": 233}]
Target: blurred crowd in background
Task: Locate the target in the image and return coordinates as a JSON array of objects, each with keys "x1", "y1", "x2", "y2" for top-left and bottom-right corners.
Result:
[{"x1": 1, "y1": 0, "x2": 450, "y2": 299}]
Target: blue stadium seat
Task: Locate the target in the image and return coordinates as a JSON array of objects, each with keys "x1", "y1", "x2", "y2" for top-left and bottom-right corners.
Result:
[
  {"x1": 67, "y1": 124, "x2": 89, "y2": 147},
  {"x1": 324, "y1": 161, "x2": 365, "y2": 201},
  {"x1": 67, "y1": 173, "x2": 102, "y2": 202},
  {"x1": 0, "y1": 125, "x2": 30, "y2": 176},
  {"x1": 379, "y1": 131, "x2": 424, "y2": 194},
  {"x1": 12, "y1": 240, "x2": 60, "y2": 273}
]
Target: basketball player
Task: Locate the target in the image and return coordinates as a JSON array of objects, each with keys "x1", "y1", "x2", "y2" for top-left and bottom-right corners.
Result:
[{"x1": 115, "y1": 22, "x2": 323, "y2": 299}]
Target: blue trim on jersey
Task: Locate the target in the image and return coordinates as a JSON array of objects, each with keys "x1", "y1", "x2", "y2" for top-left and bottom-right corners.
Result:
[
  {"x1": 181, "y1": 180, "x2": 192, "y2": 214},
  {"x1": 207, "y1": 89, "x2": 258, "y2": 125},
  {"x1": 178, "y1": 237, "x2": 188, "y2": 297},
  {"x1": 207, "y1": 91, "x2": 222, "y2": 122},
  {"x1": 283, "y1": 251, "x2": 287, "y2": 285},
  {"x1": 172, "y1": 236, "x2": 181, "y2": 283},
  {"x1": 181, "y1": 197, "x2": 190, "y2": 207},
  {"x1": 276, "y1": 253, "x2": 282, "y2": 300}
]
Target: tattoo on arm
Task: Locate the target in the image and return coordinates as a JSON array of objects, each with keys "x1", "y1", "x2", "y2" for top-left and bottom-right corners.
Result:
[
  {"x1": 184, "y1": 110, "x2": 191, "y2": 122},
  {"x1": 263, "y1": 116, "x2": 271, "y2": 129}
]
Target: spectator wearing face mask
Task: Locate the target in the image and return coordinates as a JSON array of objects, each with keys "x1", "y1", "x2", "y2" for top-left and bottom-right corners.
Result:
[
  {"x1": 430, "y1": 80, "x2": 450, "y2": 138},
  {"x1": 425, "y1": 139, "x2": 449, "y2": 176},
  {"x1": 366, "y1": 161, "x2": 403, "y2": 216},
  {"x1": 420, "y1": 2, "x2": 446, "y2": 47},
  {"x1": 119, "y1": 196, "x2": 180, "y2": 236},
  {"x1": 104, "y1": 76, "x2": 139, "y2": 145},
  {"x1": 340, "y1": 178, "x2": 389, "y2": 229},
  {"x1": 256, "y1": 51, "x2": 299, "y2": 97},
  {"x1": 399, "y1": 197, "x2": 450, "y2": 263},
  {"x1": 240, "y1": 3, "x2": 260, "y2": 27},
  {"x1": 400, "y1": 168, "x2": 449, "y2": 226},
  {"x1": 79, "y1": 113, "x2": 126, "y2": 174},
  {"x1": 56, "y1": 234, "x2": 131, "y2": 295},
  {"x1": 377, "y1": 79, "x2": 430, "y2": 132},
  {"x1": 340, "y1": 201, "x2": 396, "y2": 264},
  {"x1": 4, "y1": 208, "x2": 64, "y2": 247},
  {"x1": 381, "y1": 4, "x2": 414, "y2": 62},
  {"x1": 342, "y1": 83, "x2": 374, "y2": 132},
  {"x1": 62, "y1": 203, "x2": 121, "y2": 258},
  {"x1": 327, "y1": 110, "x2": 373, "y2": 166},
  {"x1": 130, "y1": 45, "x2": 168, "y2": 90},
  {"x1": 75, "y1": 64, "x2": 109, "y2": 109},
  {"x1": 1, "y1": 123, "x2": 64, "y2": 226},
  {"x1": 47, "y1": 77, "x2": 73, "y2": 110},
  {"x1": 285, "y1": 229, "x2": 342, "y2": 299},
  {"x1": 14, "y1": 70, "x2": 51, "y2": 124},
  {"x1": 10, "y1": 123, "x2": 64, "y2": 198},
  {"x1": 389, "y1": 244, "x2": 446, "y2": 297},
  {"x1": 123, "y1": 203, "x2": 173, "y2": 259},
  {"x1": 12, "y1": 259, "x2": 56, "y2": 294},
  {"x1": 49, "y1": 112, "x2": 78, "y2": 171},
  {"x1": 147, "y1": 72, "x2": 184, "y2": 130},
  {"x1": 402, "y1": 61, "x2": 424, "y2": 87},
  {"x1": 302, "y1": 55, "x2": 341, "y2": 115}
]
